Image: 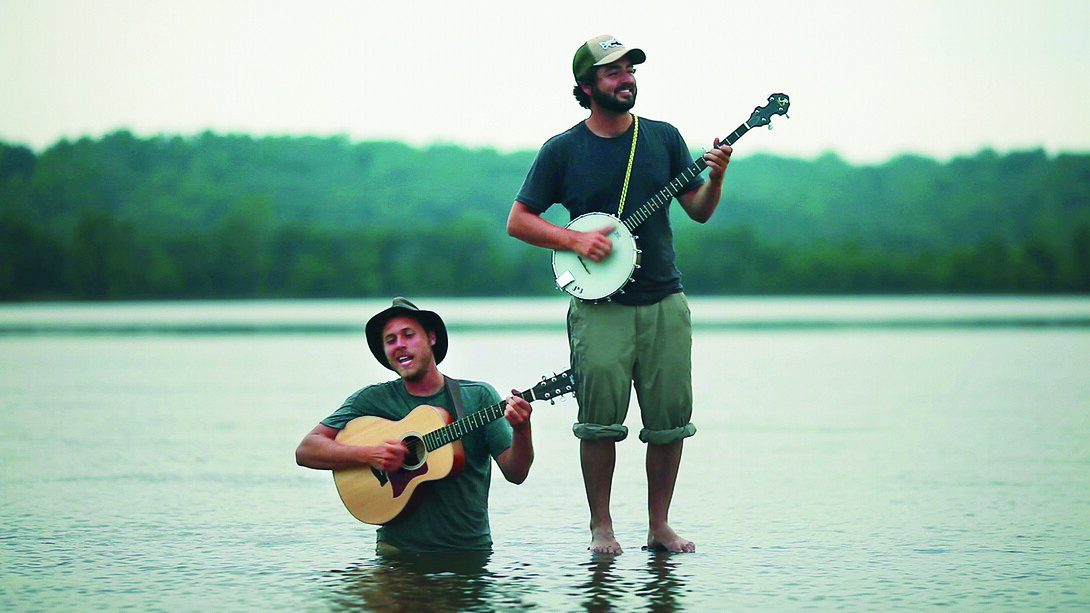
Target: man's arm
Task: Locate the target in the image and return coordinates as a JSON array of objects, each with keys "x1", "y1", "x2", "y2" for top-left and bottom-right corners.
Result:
[
  {"x1": 507, "y1": 201, "x2": 614, "y2": 262},
  {"x1": 494, "y1": 393, "x2": 534, "y2": 484},
  {"x1": 677, "y1": 142, "x2": 732, "y2": 223},
  {"x1": 295, "y1": 423, "x2": 407, "y2": 472}
]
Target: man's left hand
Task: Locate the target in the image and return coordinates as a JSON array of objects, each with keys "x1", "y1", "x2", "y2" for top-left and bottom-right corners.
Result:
[
  {"x1": 704, "y1": 139, "x2": 732, "y2": 182},
  {"x1": 504, "y1": 392, "x2": 533, "y2": 431}
]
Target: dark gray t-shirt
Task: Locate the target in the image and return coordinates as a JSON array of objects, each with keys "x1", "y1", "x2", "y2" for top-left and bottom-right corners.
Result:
[{"x1": 516, "y1": 117, "x2": 703, "y2": 305}]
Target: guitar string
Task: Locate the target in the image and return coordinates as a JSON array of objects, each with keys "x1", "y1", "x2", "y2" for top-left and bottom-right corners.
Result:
[{"x1": 418, "y1": 377, "x2": 573, "y2": 450}]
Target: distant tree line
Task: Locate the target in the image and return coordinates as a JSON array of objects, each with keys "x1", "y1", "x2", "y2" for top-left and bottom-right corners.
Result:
[{"x1": 1, "y1": 131, "x2": 1088, "y2": 300}]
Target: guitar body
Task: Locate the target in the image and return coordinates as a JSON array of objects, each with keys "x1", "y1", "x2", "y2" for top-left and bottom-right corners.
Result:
[
  {"x1": 552, "y1": 212, "x2": 640, "y2": 301},
  {"x1": 328, "y1": 370, "x2": 574, "y2": 525},
  {"x1": 333, "y1": 404, "x2": 465, "y2": 525}
]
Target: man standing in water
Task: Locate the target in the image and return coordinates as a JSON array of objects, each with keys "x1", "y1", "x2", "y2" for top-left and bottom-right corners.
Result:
[
  {"x1": 506, "y1": 35, "x2": 732, "y2": 554},
  {"x1": 296, "y1": 298, "x2": 534, "y2": 554}
]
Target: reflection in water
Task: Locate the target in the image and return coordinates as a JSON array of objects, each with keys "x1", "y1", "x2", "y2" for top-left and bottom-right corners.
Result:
[
  {"x1": 639, "y1": 552, "x2": 685, "y2": 613},
  {"x1": 577, "y1": 554, "x2": 624, "y2": 612},
  {"x1": 319, "y1": 549, "x2": 690, "y2": 612},
  {"x1": 322, "y1": 551, "x2": 497, "y2": 613},
  {"x1": 576, "y1": 552, "x2": 687, "y2": 613}
]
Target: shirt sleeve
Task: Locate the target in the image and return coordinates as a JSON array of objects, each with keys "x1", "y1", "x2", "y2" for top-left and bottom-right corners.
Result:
[
  {"x1": 514, "y1": 138, "x2": 562, "y2": 212},
  {"x1": 319, "y1": 383, "x2": 391, "y2": 429}
]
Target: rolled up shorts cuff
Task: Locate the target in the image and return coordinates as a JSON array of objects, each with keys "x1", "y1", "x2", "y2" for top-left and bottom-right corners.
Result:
[
  {"x1": 572, "y1": 423, "x2": 629, "y2": 441},
  {"x1": 639, "y1": 423, "x2": 697, "y2": 445}
]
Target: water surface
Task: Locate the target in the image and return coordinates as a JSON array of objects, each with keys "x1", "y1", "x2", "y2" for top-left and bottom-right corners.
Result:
[{"x1": 2, "y1": 297, "x2": 1088, "y2": 611}]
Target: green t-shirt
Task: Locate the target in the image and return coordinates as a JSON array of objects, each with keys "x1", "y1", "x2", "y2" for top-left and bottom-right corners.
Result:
[{"x1": 321, "y1": 378, "x2": 513, "y2": 552}]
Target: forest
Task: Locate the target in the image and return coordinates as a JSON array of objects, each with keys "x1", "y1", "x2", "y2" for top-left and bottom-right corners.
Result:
[{"x1": 1, "y1": 130, "x2": 1088, "y2": 301}]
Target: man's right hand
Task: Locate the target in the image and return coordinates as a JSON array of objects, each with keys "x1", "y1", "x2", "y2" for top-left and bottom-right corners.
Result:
[
  {"x1": 369, "y1": 440, "x2": 408, "y2": 472},
  {"x1": 573, "y1": 224, "x2": 615, "y2": 262}
]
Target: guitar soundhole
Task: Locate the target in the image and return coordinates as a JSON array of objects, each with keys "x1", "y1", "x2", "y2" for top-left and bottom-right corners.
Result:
[{"x1": 401, "y1": 434, "x2": 426, "y2": 470}]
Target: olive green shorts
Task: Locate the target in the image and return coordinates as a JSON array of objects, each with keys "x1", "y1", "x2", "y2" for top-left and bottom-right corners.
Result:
[{"x1": 567, "y1": 292, "x2": 696, "y2": 444}]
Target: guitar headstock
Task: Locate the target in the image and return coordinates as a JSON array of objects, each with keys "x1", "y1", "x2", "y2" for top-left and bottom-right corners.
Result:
[
  {"x1": 528, "y1": 369, "x2": 577, "y2": 402},
  {"x1": 747, "y1": 93, "x2": 790, "y2": 129}
]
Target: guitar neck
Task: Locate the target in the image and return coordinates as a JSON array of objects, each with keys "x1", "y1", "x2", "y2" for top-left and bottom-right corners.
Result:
[
  {"x1": 621, "y1": 121, "x2": 753, "y2": 232},
  {"x1": 421, "y1": 384, "x2": 552, "y2": 451},
  {"x1": 423, "y1": 400, "x2": 505, "y2": 451}
]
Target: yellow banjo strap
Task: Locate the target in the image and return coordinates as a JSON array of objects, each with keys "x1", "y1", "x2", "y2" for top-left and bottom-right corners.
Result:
[{"x1": 616, "y1": 114, "x2": 639, "y2": 217}]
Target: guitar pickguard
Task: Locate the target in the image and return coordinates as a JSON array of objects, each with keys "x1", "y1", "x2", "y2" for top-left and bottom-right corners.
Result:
[
  {"x1": 371, "y1": 467, "x2": 388, "y2": 486},
  {"x1": 391, "y1": 464, "x2": 428, "y2": 498},
  {"x1": 372, "y1": 463, "x2": 430, "y2": 498}
]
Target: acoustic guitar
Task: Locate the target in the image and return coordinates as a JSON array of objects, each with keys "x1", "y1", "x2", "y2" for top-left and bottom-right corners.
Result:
[
  {"x1": 552, "y1": 93, "x2": 791, "y2": 301},
  {"x1": 333, "y1": 370, "x2": 576, "y2": 524}
]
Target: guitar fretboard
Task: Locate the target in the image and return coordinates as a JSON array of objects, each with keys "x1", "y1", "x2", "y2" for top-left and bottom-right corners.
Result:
[
  {"x1": 421, "y1": 374, "x2": 573, "y2": 451},
  {"x1": 423, "y1": 401, "x2": 506, "y2": 451}
]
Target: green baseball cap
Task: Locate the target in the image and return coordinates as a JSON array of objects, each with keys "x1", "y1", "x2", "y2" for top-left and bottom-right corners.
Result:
[{"x1": 572, "y1": 34, "x2": 646, "y2": 81}]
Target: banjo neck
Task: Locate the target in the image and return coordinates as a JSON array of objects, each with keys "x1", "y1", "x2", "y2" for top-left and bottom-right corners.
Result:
[{"x1": 621, "y1": 95, "x2": 789, "y2": 232}]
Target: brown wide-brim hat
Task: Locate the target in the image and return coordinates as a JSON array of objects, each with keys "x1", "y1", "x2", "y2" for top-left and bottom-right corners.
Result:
[{"x1": 365, "y1": 297, "x2": 448, "y2": 371}]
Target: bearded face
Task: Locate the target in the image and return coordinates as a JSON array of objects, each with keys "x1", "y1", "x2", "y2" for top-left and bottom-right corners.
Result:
[
  {"x1": 590, "y1": 80, "x2": 637, "y2": 113},
  {"x1": 586, "y1": 60, "x2": 638, "y2": 113}
]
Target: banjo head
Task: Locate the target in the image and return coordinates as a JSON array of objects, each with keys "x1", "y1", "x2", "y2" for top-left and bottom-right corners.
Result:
[{"x1": 552, "y1": 212, "x2": 639, "y2": 301}]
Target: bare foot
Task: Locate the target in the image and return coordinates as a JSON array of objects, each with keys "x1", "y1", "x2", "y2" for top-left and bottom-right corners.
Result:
[
  {"x1": 647, "y1": 524, "x2": 695, "y2": 553},
  {"x1": 589, "y1": 524, "x2": 623, "y2": 554}
]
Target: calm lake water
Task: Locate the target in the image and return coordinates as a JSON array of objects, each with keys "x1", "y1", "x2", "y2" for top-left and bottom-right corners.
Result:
[{"x1": 3, "y1": 297, "x2": 1090, "y2": 612}]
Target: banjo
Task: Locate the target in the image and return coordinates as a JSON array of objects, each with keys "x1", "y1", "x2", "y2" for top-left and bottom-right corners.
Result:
[{"x1": 552, "y1": 93, "x2": 790, "y2": 301}]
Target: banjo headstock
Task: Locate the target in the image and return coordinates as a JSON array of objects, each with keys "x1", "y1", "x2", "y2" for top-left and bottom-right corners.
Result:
[{"x1": 747, "y1": 93, "x2": 790, "y2": 129}]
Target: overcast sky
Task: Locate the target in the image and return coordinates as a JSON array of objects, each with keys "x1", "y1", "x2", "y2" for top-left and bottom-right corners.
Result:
[{"x1": 2, "y1": 0, "x2": 1087, "y2": 164}]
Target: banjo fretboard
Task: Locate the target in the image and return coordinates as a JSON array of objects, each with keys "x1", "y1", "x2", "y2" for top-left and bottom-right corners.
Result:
[{"x1": 621, "y1": 94, "x2": 789, "y2": 232}]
